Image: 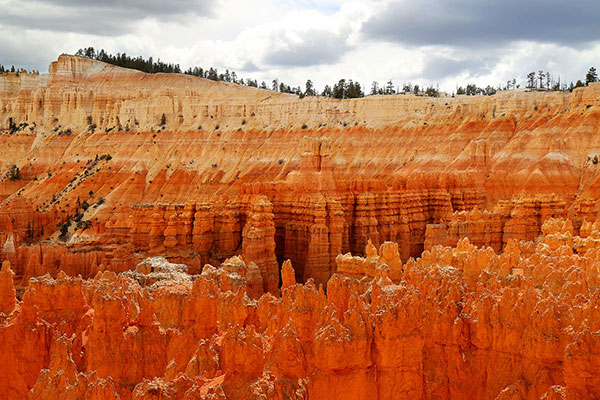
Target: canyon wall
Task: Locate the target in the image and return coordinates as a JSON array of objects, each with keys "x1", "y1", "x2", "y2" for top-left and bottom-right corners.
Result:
[
  {"x1": 1, "y1": 55, "x2": 599, "y2": 289},
  {"x1": 1, "y1": 220, "x2": 600, "y2": 399},
  {"x1": 1, "y1": 55, "x2": 600, "y2": 399}
]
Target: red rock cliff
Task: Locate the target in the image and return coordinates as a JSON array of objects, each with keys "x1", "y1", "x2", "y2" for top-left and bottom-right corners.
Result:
[
  {"x1": 1, "y1": 55, "x2": 600, "y2": 399},
  {"x1": 1, "y1": 56, "x2": 600, "y2": 287},
  {"x1": 1, "y1": 225, "x2": 600, "y2": 399}
]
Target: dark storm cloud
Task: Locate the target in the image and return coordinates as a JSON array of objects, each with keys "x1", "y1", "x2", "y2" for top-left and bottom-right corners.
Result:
[
  {"x1": 0, "y1": 0, "x2": 216, "y2": 36},
  {"x1": 0, "y1": 34, "x2": 55, "y2": 71},
  {"x1": 420, "y1": 55, "x2": 495, "y2": 80},
  {"x1": 31, "y1": 0, "x2": 215, "y2": 15},
  {"x1": 263, "y1": 30, "x2": 351, "y2": 67},
  {"x1": 362, "y1": 0, "x2": 600, "y2": 48},
  {"x1": 241, "y1": 61, "x2": 261, "y2": 72}
]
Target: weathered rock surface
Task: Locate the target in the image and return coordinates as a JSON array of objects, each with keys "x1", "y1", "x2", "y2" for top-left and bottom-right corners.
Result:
[
  {"x1": 1, "y1": 55, "x2": 600, "y2": 398},
  {"x1": 0, "y1": 224, "x2": 599, "y2": 399},
  {"x1": 0, "y1": 55, "x2": 599, "y2": 290}
]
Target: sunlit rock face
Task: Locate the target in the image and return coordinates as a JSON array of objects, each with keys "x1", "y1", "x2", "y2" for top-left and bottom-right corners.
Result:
[
  {"x1": 2, "y1": 227, "x2": 600, "y2": 399},
  {"x1": 1, "y1": 55, "x2": 600, "y2": 399}
]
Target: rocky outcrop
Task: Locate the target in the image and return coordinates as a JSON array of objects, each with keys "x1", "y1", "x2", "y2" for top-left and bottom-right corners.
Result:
[
  {"x1": 1, "y1": 54, "x2": 600, "y2": 399},
  {"x1": 0, "y1": 261, "x2": 16, "y2": 317},
  {"x1": 424, "y1": 196, "x2": 575, "y2": 251},
  {"x1": 1, "y1": 223, "x2": 600, "y2": 398},
  {"x1": 1, "y1": 56, "x2": 600, "y2": 287},
  {"x1": 241, "y1": 196, "x2": 279, "y2": 293},
  {"x1": 335, "y1": 239, "x2": 403, "y2": 282}
]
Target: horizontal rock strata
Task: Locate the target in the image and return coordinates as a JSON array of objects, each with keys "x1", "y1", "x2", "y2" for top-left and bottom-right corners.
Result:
[
  {"x1": 0, "y1": 55, "x2": 600, "y2": 399},
  {"x1": 1, "y1": 221, "x2": 600, "y2": 398}
]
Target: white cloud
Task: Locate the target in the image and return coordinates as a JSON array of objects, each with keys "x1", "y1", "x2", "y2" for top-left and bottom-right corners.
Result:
[{"x1": 0, "y1": 0, "x2": 598, "y2": 94}]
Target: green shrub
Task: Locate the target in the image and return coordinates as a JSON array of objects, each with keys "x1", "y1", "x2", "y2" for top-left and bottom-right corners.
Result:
[{"x1": 6, "y1": 165, "x2": 20, "y2": 180}]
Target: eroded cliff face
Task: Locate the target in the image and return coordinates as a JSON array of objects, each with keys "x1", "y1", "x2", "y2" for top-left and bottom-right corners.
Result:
[
  {"x1": 1, "y1": 55, "x2": 600, "y2": 398},
  {"x1": 1, "y1": 55, "x2": 600, "y2": 290},
  {"x1": 1, "y1": 220, "x2": 600, "y2": 399}
]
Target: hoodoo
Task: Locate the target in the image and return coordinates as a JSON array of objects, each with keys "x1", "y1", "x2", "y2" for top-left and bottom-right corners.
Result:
[{"x1": 1, "y1": 55, "x2": 600, "y2": 399}]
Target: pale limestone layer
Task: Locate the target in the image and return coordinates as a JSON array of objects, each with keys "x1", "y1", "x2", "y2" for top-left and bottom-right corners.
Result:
[{"x1": 1, "y1": 54, "x2": 599, "y2": 134}]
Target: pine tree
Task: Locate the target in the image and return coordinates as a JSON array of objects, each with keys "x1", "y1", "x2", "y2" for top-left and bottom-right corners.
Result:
[
  {"x1": 586, "y1": 67, "x2": 598, "y2": 85},
  {"x1": 332, "y1": 79, "x2": 346, "y2": 99},
  {"x1": 346, "y1": 80, "x2": 363, "y2": 98},
  {"x1": 425, "y1": 86, "x2": 439, "y2": 97},
  {"x1": 385, "y1": 80, "x2": 395, "y2": 95},
  {"x1": 538, "y1": 70, "x2": 545, "y2": 89},
  {"x1": 207, "y1": 68, "x2": 218, "y2": 81},
  {"x1": 527, "y1": 72, "x2": 536, "y2": 88},
  {"x1": 370, "y1": 81, "x2": 379, "y2": 95},
  {"x1": 304, "y1": 80, "x2": 316, "y2": 96}
]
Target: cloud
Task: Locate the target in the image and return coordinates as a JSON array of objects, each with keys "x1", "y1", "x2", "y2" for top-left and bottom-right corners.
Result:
[
  {"x1": 0, "y1": 0, "x2": 216, "y2": 36},
  {"x1": 32, "y1": 0, "x2": 215, "y2": 16},
  {"x1": 0, "y1": 27, "x2": 65, "y2": 71},
  {"x1": 0, "y1": 0, "x2": 598, "y2": 95},
  {"x1": 362, "y1": 0, "x2": 600, "y2": 48},
  {"x1": 263, "y1": 30, "x2": 351, "y2": 67},
  {"x1": 240, "y1": 61, "x2": 261, "y2": 73},
  {"x1": 419, "y1": 54, "x2": 497, "y2": 81}
]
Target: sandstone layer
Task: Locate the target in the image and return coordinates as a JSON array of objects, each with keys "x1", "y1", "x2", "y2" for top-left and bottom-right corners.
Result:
[
  {"x1": 2, "y1": 221, "x2": 600, "y2": 399},
  {"x1": 1, "y1": 55, "x2": 600, "y2": 399},
  {"x1": 1, "y1": 55, "x2": 600, "y2": 291}
]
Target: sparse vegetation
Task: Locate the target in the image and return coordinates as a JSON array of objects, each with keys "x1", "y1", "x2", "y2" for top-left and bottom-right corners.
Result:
[
  {"x1": 8, "y1": 118, "x2": 17, "y2": 134},
  {"x1": 6, "y1": 165, "x2": 21, "y2": 181},
  {"x1": 0, "y1": 64, "x2": 39, "y2": 74},
  {"x1": 59, "y1": 219, "x2": 70, "y2": 240},
  {"x1": 78, "y1": 220, "x2": 92, "y2": 230},
  {"x1": 74, "y1": 47, "x2": 596, "y2": 98},
  {"x1": 586, "y1": 67, "x2": 598, "y2": 86},
  {"x1": 456, "y1": 84, "x2": 496, "y2": 96}
]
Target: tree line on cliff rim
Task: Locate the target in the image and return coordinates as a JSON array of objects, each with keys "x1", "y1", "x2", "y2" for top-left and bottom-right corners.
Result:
[{"x1": 2, "y1": 47, "x2": 598, "y2": 98}]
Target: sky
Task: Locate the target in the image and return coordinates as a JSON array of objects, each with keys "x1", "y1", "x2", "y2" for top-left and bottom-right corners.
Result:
[{"x1": 0, "y1": 0, "x2": 599, "y2": 93}]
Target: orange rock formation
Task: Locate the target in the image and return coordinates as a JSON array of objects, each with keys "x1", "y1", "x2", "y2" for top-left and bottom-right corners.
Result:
[
  {"x1": 1, "y1": 55, "x2": 599, "y2": 287},
  {"x1": 0, "y1": 224, "x2": 599, "y2": 399},
  {"x1": 1, "y1": 55, "x2": 600, "y2": 398}
]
